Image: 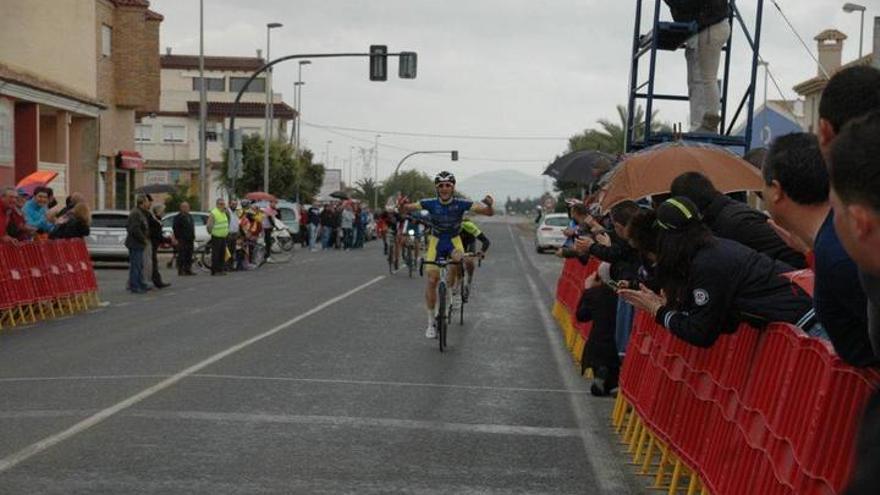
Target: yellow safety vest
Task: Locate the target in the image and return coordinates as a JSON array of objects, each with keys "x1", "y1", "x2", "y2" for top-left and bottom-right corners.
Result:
[{"x1": 210, "y1": 207, "x2": 229, "y2": 238}]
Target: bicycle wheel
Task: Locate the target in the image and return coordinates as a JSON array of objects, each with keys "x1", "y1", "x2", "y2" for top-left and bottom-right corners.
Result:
[
  {"x1": 437, "y1": 282, "x2": 447, "y2": 352},
  {"x1": 280, "y1": 237, "x2": 294, "y2": 252},
  {"x1": 252, "y1": 244, "x2": 267, "y2": 267},
  {"x1": 270, "y1": 238, "x2": 284, "y2": 254},
  {"x1": 200, "y1": 244, "x2": 212, "y2": 270}
]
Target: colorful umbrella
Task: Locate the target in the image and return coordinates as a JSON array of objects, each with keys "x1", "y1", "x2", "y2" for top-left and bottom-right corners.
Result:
[
  {"x1": 16, "y1": 170, "x2": 58, "y2": 196},
  {"x1": 600, "y1": 141, "x2": 763, "y2": 210},
  {"x1": 246, "y1": 191, "x2": 277, "y2": 202}
]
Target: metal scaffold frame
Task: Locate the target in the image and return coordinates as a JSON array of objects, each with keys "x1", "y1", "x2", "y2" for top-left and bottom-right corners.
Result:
[{"x1": 625, "y1": 0, "x2": 765, "y2": 154}]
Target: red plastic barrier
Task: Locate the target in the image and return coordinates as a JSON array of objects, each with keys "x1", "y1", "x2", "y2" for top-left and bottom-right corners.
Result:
[
  {"x1": 0, "y1": 238, "x2": 98, "y2": 321},
  {"x1": 617, "y1": 317, "x2": 880, "y2": 495}
]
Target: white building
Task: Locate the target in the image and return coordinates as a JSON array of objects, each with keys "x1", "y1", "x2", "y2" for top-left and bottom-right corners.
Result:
[{"x1": 135, "y1": 50, "x2": 295, "y2": 208}]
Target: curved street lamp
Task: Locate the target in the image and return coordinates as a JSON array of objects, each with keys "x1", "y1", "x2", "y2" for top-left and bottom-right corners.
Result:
[{"x1": 393, "y1": 150, "x2": 459, "y2": 180}]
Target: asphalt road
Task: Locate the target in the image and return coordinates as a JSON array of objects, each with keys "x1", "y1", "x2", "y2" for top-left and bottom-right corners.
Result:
[{"x1": 0, "y1": 217, "x2": 645, "y2": 494}]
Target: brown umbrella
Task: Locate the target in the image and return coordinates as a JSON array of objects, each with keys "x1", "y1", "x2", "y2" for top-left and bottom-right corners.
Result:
[{"x1": 600, "y1": 142, "x2": 763, "y2": 210}]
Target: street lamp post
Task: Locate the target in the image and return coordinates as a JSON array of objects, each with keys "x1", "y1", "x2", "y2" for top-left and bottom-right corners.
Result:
[
  {"x1": 198, "y1": 0, "x2": 207, "y2": 205},
  {"x1": 373, "y1": 134, "x2": 380, "y2": 209},
  {"x1": 295, "y1": 61, "x2": 311, "y2": 156},
  {"x1": 324, "y1": 140, "x2": 332, "y2": 165},
  {"x1": 264, "y1": 22, "x2": 283, "y2": 192},
  {"x1": 843, "y1": 3, "x2": 867, "y2": 59},
  {"x1": 289, "y1": 81, "x2": 304, "y2": 146},
  {"x1": 393, "y1": 150, "x2": 459, "y2": 180}
]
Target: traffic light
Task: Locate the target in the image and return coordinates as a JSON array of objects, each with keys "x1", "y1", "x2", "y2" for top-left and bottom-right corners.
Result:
[
  {"x1": 451, "y1": 150, "x2": 459, "y2": 161},
  {"x1": 369, "y1": 45, "x2": 388, "y2": 81},
  {"x1": 398, "y1": 52, "x2": 417, "y2": 79}
]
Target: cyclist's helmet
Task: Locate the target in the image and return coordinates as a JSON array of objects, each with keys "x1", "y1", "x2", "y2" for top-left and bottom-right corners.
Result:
[{"x1": 434, "y1": 171, "x2": 456, "y2": 185}]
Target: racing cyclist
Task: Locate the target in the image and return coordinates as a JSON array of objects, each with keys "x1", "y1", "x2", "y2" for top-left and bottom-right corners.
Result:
[
  {"x1": 459, "y1": 217, "x2": 491, "y2": 295},
  {"x1": 399, "y1": 171, "x2": 494, "y2": 338}
]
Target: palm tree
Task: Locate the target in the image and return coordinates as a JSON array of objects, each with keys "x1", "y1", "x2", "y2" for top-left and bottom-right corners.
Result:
[{"x1": 569, "y1": 104, "x2": 671, "y2": 154}]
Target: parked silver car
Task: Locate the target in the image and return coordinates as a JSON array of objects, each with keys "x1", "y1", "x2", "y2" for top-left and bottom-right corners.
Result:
[{"x1": 86, "y1": 210, "x2": 130, "y2": 261}]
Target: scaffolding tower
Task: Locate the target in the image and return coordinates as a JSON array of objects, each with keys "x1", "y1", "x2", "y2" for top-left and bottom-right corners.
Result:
[{"x1": 625, "y1": 0, "x2": 765, "y2": 154}]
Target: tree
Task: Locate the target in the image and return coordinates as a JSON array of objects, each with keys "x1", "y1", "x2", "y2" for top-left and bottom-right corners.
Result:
[
  {"x1": 353, "y1": 178, "x2": 381, "y2": 209},
  {"x1": 568, "y1": 104, "x2": 671, "y2": 155},
  {"x1": 164, "y1": 184, "x2": 200, "y2": 212},
  {"x1": 381, "y1": 170, "x2": 436, "y2": 203},
  {"x1": 221, "y1": 134, "x2": 324, "y2": 202}
]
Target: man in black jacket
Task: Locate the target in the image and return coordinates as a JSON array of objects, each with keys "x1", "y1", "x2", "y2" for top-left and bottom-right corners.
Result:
[
  {"x1": 763, "y1": 133, "x2": 875, "y2": 367},
  {"x1": 125, "y1": 195, "x2": 150, "y2": 294},
  {"x1": 173, "y1": 202, "x2": 196, "y2": 276},
  {"x1": 664, "y1": 0, "x2": 730, "y2": 132},
  {"x1": 671, "y1": 171, "x2": 807, "y2": 268}
]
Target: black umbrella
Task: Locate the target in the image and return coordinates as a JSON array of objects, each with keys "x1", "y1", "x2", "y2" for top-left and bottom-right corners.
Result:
[
  {"x1": 329, "y1": 190, "x2": 350, "y2": 200},
  {"x1": 136, "y1": 184, "x2": 177, "y2": 194},
  {"x1": 543, "y1": 150, "x2": 615, "y2": 185}
]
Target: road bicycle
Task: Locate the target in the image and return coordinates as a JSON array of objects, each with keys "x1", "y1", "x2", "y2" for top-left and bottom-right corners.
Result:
[{"x1": 420, "y1": 256, "x2": 463, "y2": 352}]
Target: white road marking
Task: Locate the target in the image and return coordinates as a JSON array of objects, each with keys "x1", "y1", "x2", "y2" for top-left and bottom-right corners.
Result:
[
  {"x1": 0, "y1": 275, "x2": 386, "y2": 474},
  {"x1": 507, "y1": 225, "x2": 628, "y2": 493},
  {"x1": 126, "y1": 410, "x2": 582, "y2": 438}
]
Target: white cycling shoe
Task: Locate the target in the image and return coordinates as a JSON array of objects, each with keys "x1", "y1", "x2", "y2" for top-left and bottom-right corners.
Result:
[{"x1": 425, "y1": 323, "x2": 437, "y2": 339}]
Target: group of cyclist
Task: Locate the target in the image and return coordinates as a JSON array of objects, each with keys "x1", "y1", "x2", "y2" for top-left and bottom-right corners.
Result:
[{"x1": 379, "y1": 171, "x2": 495, "y2": 339}]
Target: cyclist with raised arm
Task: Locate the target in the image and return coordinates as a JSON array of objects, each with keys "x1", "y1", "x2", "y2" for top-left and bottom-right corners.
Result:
[
  {"x1": 459, "y1": 217, "x2": 491, "y2": 292},
  {"x1": 399, "y1": 171, "x2": 494, "y2": 338}
]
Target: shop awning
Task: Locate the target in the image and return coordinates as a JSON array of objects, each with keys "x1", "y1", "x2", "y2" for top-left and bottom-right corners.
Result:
[{"x1": 116, "y1": 150, "x2": 145, "y2": 170}]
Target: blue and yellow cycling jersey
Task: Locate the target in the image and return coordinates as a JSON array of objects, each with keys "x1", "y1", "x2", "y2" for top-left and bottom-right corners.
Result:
[
  {"x1": 418, "y1": 198, "x2": 474, "y2": 239},
  {"x1": 419, "y1": 197, "x2": 474, "y2": 265}
]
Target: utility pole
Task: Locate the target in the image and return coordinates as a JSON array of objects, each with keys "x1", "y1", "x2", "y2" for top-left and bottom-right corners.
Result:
[
  {"x1": 373, "y1": 134, "x2": 380, "y2": 209},
  {"x1": 198, "y1": 0, "x2": 207, "y2": 206}
]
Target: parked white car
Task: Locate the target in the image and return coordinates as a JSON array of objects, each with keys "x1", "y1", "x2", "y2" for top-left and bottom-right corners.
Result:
[
  {"x1": 86, "y1": 210, "x2": 130, "y2": 261},
  {"x1": 535, "y1": 213, "x2": 571, "y2": 253},
  {"x1": 161, "y1": 211, "x2": 211, "y2": 250}
]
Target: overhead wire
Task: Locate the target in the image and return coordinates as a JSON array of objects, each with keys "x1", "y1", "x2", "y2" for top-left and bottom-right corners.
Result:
[
  {"x1": 303, "y1": 121, "x2": 569, "y2": 141},
  {"x1": 769, "y1": 0, "x2": 830, "y2": 78}
]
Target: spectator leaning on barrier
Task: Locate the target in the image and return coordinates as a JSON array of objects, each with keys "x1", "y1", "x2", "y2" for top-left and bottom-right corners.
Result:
[
  {"x1": 125, "y1": 195, "x2": 151, "y2": 294},
  {"x1": 49, "y1": 203, "x2": 90, "y2": 240},
  {"x1": 172, "y1": 201, "x2": 196, "y2": 276},
  {"x1": 762, "y1": 132, "x2": 876, "y2": 367},
  {"x1": 829, "y1": 110, "x2": 880, "y2": 356},
  {"x1": 23, "y1": 186, "x2": 55, "y2": 236},
  {"x1": 206, "y1": 198, "x2": 229, "y2": 276},
  {"x1": 670, "y1": 171, "x2": 807, "y2": 268},
  {"x1": 619, "y1": 197, "x2": 815, "y2": 348},
  {"x1": 1, "y1": 186, "x2": 30, "y2": 242},
  {"x1": 576, "y1": 262, "x2": 621, "y2": 397}
]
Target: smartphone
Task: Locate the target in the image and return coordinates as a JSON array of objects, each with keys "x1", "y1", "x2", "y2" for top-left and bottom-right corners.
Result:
[{"x1": 603, "y1": 279, "x2": 621, "y2": 291}]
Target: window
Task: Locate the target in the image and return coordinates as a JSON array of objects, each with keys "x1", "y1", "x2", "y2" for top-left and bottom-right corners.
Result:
[
  {"x1": 205, "y1": 130, "x2": 218, "y2": 142},
  {"x1": 229, "y1": 77, "x2": 265, "y2": 93},
  {"x1": 135, "y1": 124, "x2": 152, "y2": 142},
  {"x1": 92, "y1": 214, "x2": 129, "y2": 229},
  {"x1": 101, "y1": 25, "x2": 112, "y2": 57},
  {"x1": 192, "y1": 77, "x2": 225, "y2": 92},
  {"x1": 162, "y1": 125, "x2": 186, "y2": 143},
  {"x1": 543, "y1": 216, "x2": 570, "y2": 227}
]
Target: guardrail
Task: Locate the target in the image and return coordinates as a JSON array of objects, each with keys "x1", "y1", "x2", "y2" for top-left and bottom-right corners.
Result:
[
  {"x1": 552, "y1": 258, "x2": 879, "y2": 494},
  {"x1": 0, "y1": 238, "x2": 99, "y2": 328}
]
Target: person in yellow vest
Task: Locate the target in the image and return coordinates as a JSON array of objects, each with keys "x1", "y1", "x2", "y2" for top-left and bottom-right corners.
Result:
[{"x1": 206, "y1": 197, "x2": 229, "y2": 276}]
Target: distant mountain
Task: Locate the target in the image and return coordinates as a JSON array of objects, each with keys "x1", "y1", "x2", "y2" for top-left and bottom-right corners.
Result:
[{"x1": 458, "y1": 170, "x2": 547, "y2": 203}]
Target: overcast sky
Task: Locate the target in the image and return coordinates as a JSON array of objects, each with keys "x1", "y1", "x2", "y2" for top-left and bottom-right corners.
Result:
[{"x1": 149, "y1": 0, "x2": 876, "y2": 185}]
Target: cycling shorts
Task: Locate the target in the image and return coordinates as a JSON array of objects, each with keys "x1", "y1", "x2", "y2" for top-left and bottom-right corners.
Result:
[{"x1": 424, "y1": 235, "x2": 463, "y2": 272}]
